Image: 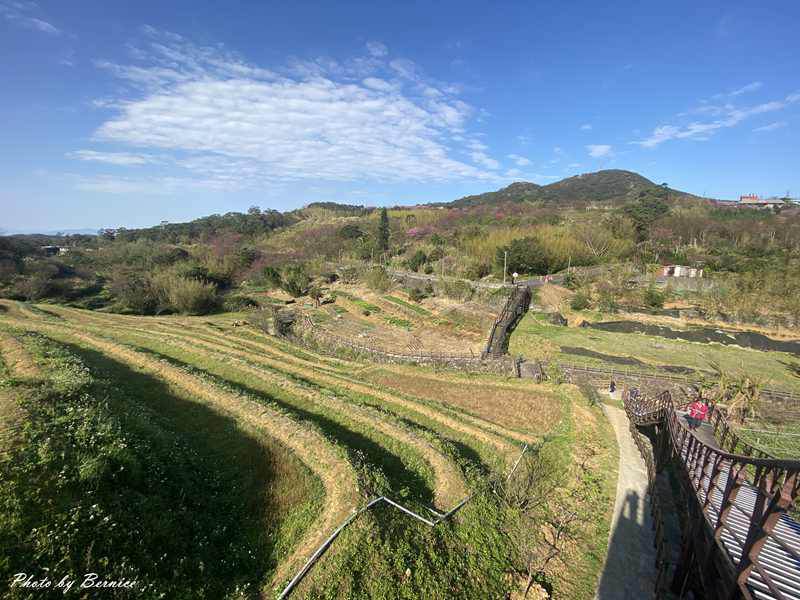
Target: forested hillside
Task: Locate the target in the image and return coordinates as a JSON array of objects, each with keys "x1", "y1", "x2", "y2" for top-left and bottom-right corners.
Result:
[{"x1": 2, "y1": 170, "x2": 799, "y2": 326}]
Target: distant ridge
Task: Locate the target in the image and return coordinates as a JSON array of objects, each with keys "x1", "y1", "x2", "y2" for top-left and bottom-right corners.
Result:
[{"x1": 443, "y1": 169, "x2": 703, "y2": 208}]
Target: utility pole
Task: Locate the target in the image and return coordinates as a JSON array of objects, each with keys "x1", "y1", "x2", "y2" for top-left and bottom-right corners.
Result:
[{"x1": 503, "y1": 250, "x2": 508, "y2": 285}]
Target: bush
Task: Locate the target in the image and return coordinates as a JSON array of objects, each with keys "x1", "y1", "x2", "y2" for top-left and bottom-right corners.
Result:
[
  {"x1": 570, "y1": 291, "x2": 591, "y2": 311},
  {"x1": 261, "y1": 266, "x2": 283, "y2": 288},
  {"x1": 281, "y1": 265, "x2": 311, "y2": 297},
  {"x1": 496, "y1": 237, "x2": 551, "y2": 275},
  {"x1": 643, "y1": 284, "x2": 665, "y2": 309},
  {"x1": 110, "y1": 271, "x2": 160, "y2": 314},
  {"x1": 408, "y1": 287, "x2": 427, "y2": 303},
  {"x1": 156, "y1": 275, "x2": 219, "y2": 315},
  {"x1": 406, "y1": 249, "x2": 427, "y2": 272},
  {"x1": 464, "y1": 259, "x2": 491, "y2": 281},
  {"x1": 223, "y1": 294, "x2": 259, "y2": 312},
  {"x1": 365, "y1": 267, "x2": 392, "y2": 293}
]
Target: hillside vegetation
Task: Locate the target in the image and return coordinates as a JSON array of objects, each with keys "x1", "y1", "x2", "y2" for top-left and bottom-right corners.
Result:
[
  {"x1": 0, "y1": 300, "x2": 617, "y2": 598},
  {"x1": 2, "y1": 169, "x2": 799, "y2": 327}
]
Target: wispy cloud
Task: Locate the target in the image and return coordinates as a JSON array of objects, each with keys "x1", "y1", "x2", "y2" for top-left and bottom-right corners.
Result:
[
  {"x1": 76, "y1": 27, "x2": 502, "y2": 191},
  {"x1": 67, "y1": 150, "x2": 162, "y2": 166},
  {"x1": 0, "y1": 1, "x2": 60, "y2": 34},
  {"x1": 586, "y1": 144, "x2": 613, "y2": 158},
  {"x1": 580, "y1": 123, "x2": 592, "y2": 131},
  {"x1": 633, "y1": 91, "x2": 800, "y2": 148},
  {"x1": 365, "y1": 41, "x2": 388, "y2": 57},
  {"x1": 507, "y1": 153, "x2": 531, "y2": 166},
  {"x1": 726, "y1": 81, "x2": 763, "y2": 97},
  {"x1": 753, "y1": 120, "x2": 787, "y2": 133}
]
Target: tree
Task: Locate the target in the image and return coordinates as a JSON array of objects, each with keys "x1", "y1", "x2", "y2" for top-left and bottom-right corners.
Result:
[
  {"x1": 496, "y1": 237, "x2": 550, "y2": 275},
  {"x1": 643, "y1": 284, "x2": 665, "y2": 309},
  {"x1": 308, "y1": 284, "x2": 323, "y2": 307},
  {"x1": 623, "y1": 193, "x2": 670, "y2": 242},
  {"x1": 338, "y1": 223, "x2": 363, "y2": 239},
  {"x1": 406, "y1": 249, "x2": 427, "y2": 272},
  {"x1": 280, "y1": 265, "x2": 311, "y2": 297},
  {"x1": 377, "y1": 207, "x2": 390, "y2": 253}
]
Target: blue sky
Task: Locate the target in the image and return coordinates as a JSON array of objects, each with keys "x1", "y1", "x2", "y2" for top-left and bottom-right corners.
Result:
[{"x1": 2, "y1": 1, "x2": 799, "y2": 232}]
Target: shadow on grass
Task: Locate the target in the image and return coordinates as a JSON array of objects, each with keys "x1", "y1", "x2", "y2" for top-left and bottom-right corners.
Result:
[
  {"x1": 123, "y1": 345, "x2": 436, "y2": 506},
  {"x1": 64, "y1": 342, "x2": 315, "y2": 593}
]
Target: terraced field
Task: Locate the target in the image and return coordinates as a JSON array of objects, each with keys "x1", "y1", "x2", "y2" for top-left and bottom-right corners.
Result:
[{"x1": 0, "y1": 300, "x2": 617, "y2": 599}]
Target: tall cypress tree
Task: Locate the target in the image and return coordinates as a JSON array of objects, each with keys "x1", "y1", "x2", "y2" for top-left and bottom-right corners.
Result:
[{"x1": 378, "y1": 207, "x2": 390, "y2": 252}]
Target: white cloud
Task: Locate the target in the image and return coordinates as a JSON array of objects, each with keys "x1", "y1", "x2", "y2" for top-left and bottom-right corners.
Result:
[
  {"x1": 365, "y1": 41, "x2": 388, "y2": 57},
  {"x1": 753, "y1": 121, "x2": 787, "y2": 132},
  {"x1": 73, "y1": 174, "x2": 233, "y2": 195},
  {"x1": 67, "y1": 150, "x2": 161, "y2": 166},
  {"x1": 507, "y1": 153, "x2": 531, "y2": 166},
  {"x1": 79, "y1": 27, "x2": 500, "y2": 189},
  {"x1": 362, "y1": 77, "x2": 397, "y2": 92},
  {"x1": 634, "y1": 91, "x2": 800, "y2": 147},
  {"x1": 0, "y1": 1, "x2": 60, "y2": 34},
  {"x1": 586, "y1": 144, "x2": 613, "y2": 158},
  {"x1": 729, "y1": 81, "x2": 762, "y2": 96},
  {"x1": 580, "y1": 123, "x2": 592, "y2": 131}
]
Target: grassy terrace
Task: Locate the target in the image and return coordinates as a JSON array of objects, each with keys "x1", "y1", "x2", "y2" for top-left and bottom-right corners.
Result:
[
  {"x1": 0, "y1": 300, "x2": 619, "y2": 598},
  {"x1": 509, "y1": 311, "x2": 800, "y2": 395}
]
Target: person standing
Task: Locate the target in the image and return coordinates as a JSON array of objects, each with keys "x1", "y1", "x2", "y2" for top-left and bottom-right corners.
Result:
[
  {"x1": 695, "y1": 399, "x2": 709, "y2": 429},
  {"x1": 687, "y1": 399, "x2": 701, "y2": 430}
]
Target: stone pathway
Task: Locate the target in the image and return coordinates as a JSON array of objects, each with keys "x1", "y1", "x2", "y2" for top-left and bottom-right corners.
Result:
[{"x1": 595, "y1": 404, "x2": 657, "y2": 599}]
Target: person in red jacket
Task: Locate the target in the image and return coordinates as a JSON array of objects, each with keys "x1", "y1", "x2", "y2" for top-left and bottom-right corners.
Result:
[
  {"x1": 695, "y1": 399, "x2": 709, "y2": 428},
  {"x1": 687, "y1": 399, "x2": 701, "y2": 430}
]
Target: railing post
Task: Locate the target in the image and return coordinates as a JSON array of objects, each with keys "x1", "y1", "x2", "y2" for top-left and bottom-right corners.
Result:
[{"x1": 735, "y1": 471, "x2": 798, "y2": 595}]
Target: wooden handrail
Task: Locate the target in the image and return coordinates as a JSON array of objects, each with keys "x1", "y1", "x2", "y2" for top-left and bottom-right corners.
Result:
[{"x1": 623, "y1": 386, "x2": 800, "y2": 599}]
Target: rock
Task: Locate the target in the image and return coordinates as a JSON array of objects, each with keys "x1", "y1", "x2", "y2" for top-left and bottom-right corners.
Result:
[{"x1": 549, "y1": 312, "x2": 568, "y2": 326}]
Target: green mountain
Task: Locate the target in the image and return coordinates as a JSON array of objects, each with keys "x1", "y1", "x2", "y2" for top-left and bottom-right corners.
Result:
[{"x1": 447, "y1": 169, "x2": 693, "y2": 207}]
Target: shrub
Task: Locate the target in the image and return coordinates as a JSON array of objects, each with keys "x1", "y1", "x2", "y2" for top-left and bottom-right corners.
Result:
[
  {"x1": 570, "y1": 291, "x2": 591, "y2": 311},
  {"x1": 110, "y1": 271, "x2": 160, "y2": 314},
  {"x1": 464, "y1": 260, "x2": 491, "y2": 280},
  {"x1": 308, "y1": 284, "x2": 324, "y2": 306},
  {"x1": 365, "y1": 267, "x2": 392, "y2": 293},
  {"x1": 281, "y1": 265, "x2": 311, "y2": 297},
  {"x1": 156, "y1": 275, "x2": 219, "y2": 315},
  {"x1": 595, "y1": 282, "x2": 619, "y2": 313},
  {"x1": 406, "y1": 249, "x2": 427, "y2": 272},
  {"x1": 223, "y1": 294, "x2": 259, "y2": 312},
  {"x1": 261, "y1": 266, "x2": 283, "y2": 288},
  {"x1": 643, "y1": 284, "x2": 665, "y2": 309},
  {"x1": 338, "y1": 223, "x2": 364, "y2": 239},
  {"x1": 496, "y1": 237, "x2": 551, "y2": 275},
  {"x1": 408, "y1": 287, "x2": 427, "y2": 303}
]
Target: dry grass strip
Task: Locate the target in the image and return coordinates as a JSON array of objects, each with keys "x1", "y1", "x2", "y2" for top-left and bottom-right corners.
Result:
[
  {"x1": 0, "y1": 316, "x2": 359, "y2": 590},
  {"x1": 69, "y1": 319, "x2": 469, "y2": 507},
  {"x1": 0, "y1": 330, "x2": 40, "y2": 380}
]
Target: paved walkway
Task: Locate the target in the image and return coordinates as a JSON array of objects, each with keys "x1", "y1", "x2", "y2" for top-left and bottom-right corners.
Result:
[{"x1": 596, "y1": 404, "x2": 657, "y2": 599}]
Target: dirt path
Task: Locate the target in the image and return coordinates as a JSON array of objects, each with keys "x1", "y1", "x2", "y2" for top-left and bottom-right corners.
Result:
[{"x1": 595, "y1": 404, "x2": 656, "y2": 599}]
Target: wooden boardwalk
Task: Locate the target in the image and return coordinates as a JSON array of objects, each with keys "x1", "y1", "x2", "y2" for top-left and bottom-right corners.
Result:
[{"x1": 625, "y1": 393, "x2": 800, "y2": 599}]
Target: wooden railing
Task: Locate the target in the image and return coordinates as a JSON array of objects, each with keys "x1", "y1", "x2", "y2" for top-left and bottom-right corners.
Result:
[
  {"x1": 483, "y1": 284, "x2": 531, "y2": 357},
  {"x1": 623, "y1": 388, "x2": 800, "y2": 599}
]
